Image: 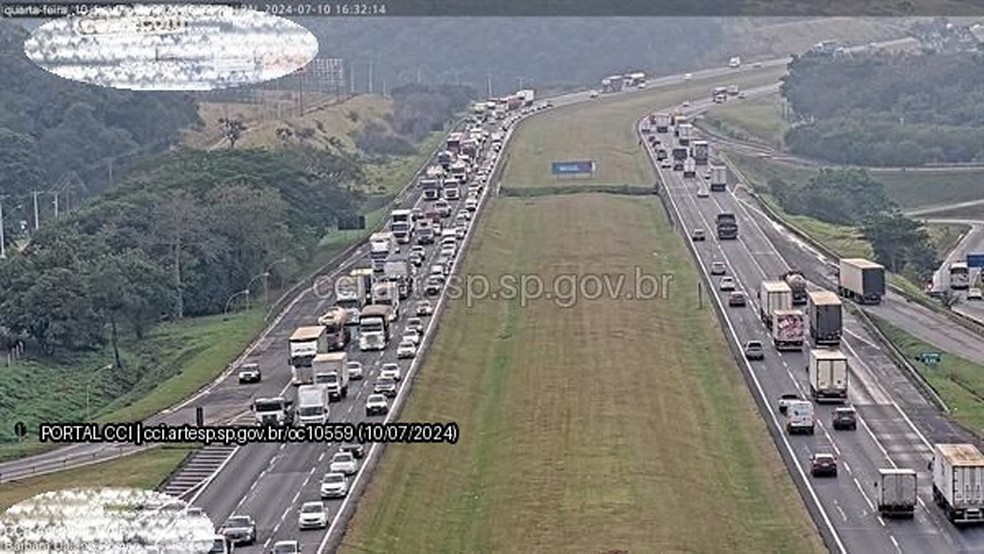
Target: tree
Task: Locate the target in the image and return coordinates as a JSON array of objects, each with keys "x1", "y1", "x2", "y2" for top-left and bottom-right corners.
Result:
[
  {"x1": 219, "y1": 117, "x2": 247, "y2": 149},
  {"x1": 0, "y1": 129, "x2": 46, "y2": 197}
]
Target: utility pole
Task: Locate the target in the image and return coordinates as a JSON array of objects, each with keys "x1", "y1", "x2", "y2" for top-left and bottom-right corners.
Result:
[
  {"x1": 32, "y1": 191, "x2": 40, "y2": 230},
  {"x1": 53, "y1": 192, "x2": 59, "y2": 218},
  {"x1": 487, "y1": 74, "x2": 493, "y2": 98},
  {"x1": 0, "y1": 197, "x2": 6, "y2": 260},
  {"x1": 382, "y1": 77, "x2": 387, "y2": 97},
  {"x1": 368, "y1": 60, "x2": 374, "y2": 94}
]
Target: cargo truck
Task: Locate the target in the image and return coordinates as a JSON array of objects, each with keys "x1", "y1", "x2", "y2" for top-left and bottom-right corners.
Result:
[
  {"x1": 677, "y1": 123, "x2": 694, "y2": 146},
  {"x1": 786, "y1": 399, "x2": 815, "y2": 435},
  {"x1": 709, "y1": 165, "x2": 728, "y2": 192},
  {"x1": 446, "y1": 132, "x2": 463, "y2": 153},
  {"x1": 773, "y1": 310, "x2": 805, "y2": 351},
  {"x1": 371, "y1": 281, "x2": 400, "y2": 321},
  {"x1": 311, "y1": 352, "x2": 349, "y2": 401},
  {"x1": 932, "y1": 443, "x2": 984, "y2": 524},
  {"x1": 369, "y1": 232, "x2": 398, "y2": 272},
  {"x1": 517, "y1": 89, "x2": 535, "y2": 107},
  {"x1": 358, "y1": 304, "x2": 391, "y2": 351},
  {"x1": 420, "y1": 178, "x2": 441, "y2": 201},
  {"x1": 295, "y1": 384, "x2": 330, "y2": 425},
  {"x1": 671, "y1": 147, "x2": 688, "y2": 161},
  {"x1": 691, "y1": 140, "x2": 709, "y2": 165},
  {"x1": 838, "y1": 258, "x2": 885, "y2": 305},
  {"x1": 807, "y1": 290, "x2": 842, "y2": 347},
  {"x1": 715, "y1": 212, "x2": 738, "y2": 240},
  {"x1": 807, "y1": 348, "x2": 848, "y2": 401},
  {"x1": 390, "y1": 209, "x2": 414, "y2": 244},
  {"x1": 683, "y1": 158, "x2": 696, "y2": 178},
  {"x1": 781, "y1": 269, "x2": 808, "y2": 305},
  {"x1": 652, "y1": 113, "x2": 670, "y2": 133},
  {"x1": 877, "y1": 468, "x2": 917, "y2": 518},
  {"x1": 759, "y1": 280, "x2": 793, "y2": 328},
  {"x1": 289, "y1": 326, "x2": 328, "y2": 385},
  {"x1": 334, "y1": 271, "x2": 367, "y2": 325},
  {"x1": 383, "y1": 256, "x2": 413, "y2": 299}
]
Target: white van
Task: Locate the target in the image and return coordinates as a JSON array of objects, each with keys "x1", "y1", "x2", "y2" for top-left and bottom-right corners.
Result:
[
  {"x1": 296, "y1": 385, "x2": 330, "y2": 425},
  {"x1": 786, "y1": 400, "x2": 815, "y2": 435}
]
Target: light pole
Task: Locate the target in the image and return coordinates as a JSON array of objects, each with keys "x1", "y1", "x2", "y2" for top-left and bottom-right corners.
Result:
[
  {"x1": 85, "y1": 364, "x2": 112, "y2": 421},
  {"x1": 0, "y1": 196, "x2": 6, "y2": 260},
  {"x1": 247, "y1": 273, "x2": 268, "y2": 309},
  {"x1": 224, "y1": 289, "x2": 250, "y2": 315}
]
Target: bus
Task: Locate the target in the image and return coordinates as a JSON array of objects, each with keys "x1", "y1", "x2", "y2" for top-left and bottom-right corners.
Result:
[{"x1": 949, "y1": 261, "x2": 970, "y2": 290}]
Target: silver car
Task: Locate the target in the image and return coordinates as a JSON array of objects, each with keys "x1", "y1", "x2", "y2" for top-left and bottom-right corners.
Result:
[{"x1": 320, "y1": 472, "x2": 349, "y2": 499}]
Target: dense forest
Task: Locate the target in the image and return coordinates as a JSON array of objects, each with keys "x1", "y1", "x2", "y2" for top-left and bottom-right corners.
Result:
[
  {"x1": 781, "y1": 49, "x2": 984, "y2": 166},
  {"x1": 768, "y1": 169, "x2": 938, "y2": 281}
]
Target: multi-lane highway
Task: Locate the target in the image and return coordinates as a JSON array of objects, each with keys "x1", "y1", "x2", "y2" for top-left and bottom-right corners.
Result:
[{"x1": 643, "y1": 104, "x2": 984, "y2": 553}]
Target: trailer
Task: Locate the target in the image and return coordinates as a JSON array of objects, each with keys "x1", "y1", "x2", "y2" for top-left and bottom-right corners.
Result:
[
  {"x1": 677, "y1": 123, "x2": 694, "y2": 146},
  {"x1": 709, "y1": 165, "x2": 728, "y2": 192},
  {"x1": 877, "y1": 469, "x2": 917, "y2": 518},
  {"x1": 691, "y1": 140, "x2": 709, "y2": 165},
  {"x1": 759, "y1": 280, "x2": 792, "y2": 328},
  {"x1": 807, "y1": 290, "x2": 842, "y2": 347},
  {"x1": 807, "y1": 348, "x2": 848, "y2": 401},
  {"x1": 838, "y1": 258, "x2": 885, "y2": 305},
  {"x1": 772, "y1": 310, "x2": 805, "y2": 351},
  {"x1": 932, "y1": 443, "x2": 984, "y2": 525}
]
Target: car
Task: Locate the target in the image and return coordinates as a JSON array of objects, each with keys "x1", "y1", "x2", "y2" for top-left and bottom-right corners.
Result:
[
  {"x1": 660, "y1": 159, "x2": 672, "y2": 169},
  {"x1": 682, "y1": 100, "x2": 691, "y2": 108},
  {"x1": 416, "y1": 300, "x2": 434, "y2": 316},
  {"x1": 320, "y1": 472, "x2": 349, "y2": 499},
  {"x1": 696, "y1": 187, "x2": 709, "y2": 198},
  {"x1": 684, "y1": 72, "x2": 693, "y2": 80},
  {"x1": 455, "y1": 225, "x2": 467, "y2": 239},
  {"x1": 365, "y1": 393, "x2": 389, "y2": 416},
  {"x1": 411, "y1": 207, "x2": 423, "y2": 221},
  {"x1": 237, "y1": 363, "x2": 261, "y2": 384},
  {"x1": 738, "y1": 92, "x2": 746, "y2": 99},
  {"x1": 219, "y1": 515, "x2": 256, "y2": 545},
  {"x1": 271, "y1": 540, "x2": 300, "y2": 554},
  {"x1": 456, "y1": 210, "x2": 471, "y2": 223},
  {"x1": 691, "y1": 229, "x2": 705, "y2": 241},
  {"x1": 465, "y1": 197, "x2": 479, "y2": 212},
  {"x1": 397, "y1": 338, "x2": 417, "y2": 358},
  {"x1": 424, "y1": 276, "x2": 444, "y2": 296},
  {"x1": 753, "y1": 61, "x2": 763, "y2": 68},
  {"x1": 329, "y1": 451, "x2": 358, "y2": 475},
  {"x1": 778, "y1": 393, "x2": 801, "y2": 414},
  {"x1": 718, "y1": 276, "x2": 736, "y2": 291},
  {"x1": 298, "y1": 501, "x2": 328, "y2": 529},
  {"x1": 406, "y1": 316, "x2": 424, "y2": 333},
  {"x1": 710, "y1": 261, "x2": 727, "y2": 275},
  {"x1": 743, "y1": 340, "x2": 764, "y2": 360},
  {"x1": 545, "y1": 101, "x2": 554, "y2": 107},
  {"x1": 345, "y1": 360, "x2": 363, "y2": 381},
  {"x1": 589, "y1": 90, "x2": 599, "y2": 98},
  {"x1": 441, "y1": 235, "x2": 458, "y2": 247},
  {"x1": 411, "y1": 245, "x2": 425, "y2": 256},
  {"x1": 704, "y1": 170, "x2": 712, "y2": 179},
  {"x1": 968, "y1": 288, "x2": 983, "y2": 300},
  {"x1": 832, "y1": 406, "x2": 857, "y2": 430},
  {"x1": 185, "y1": 507, "x2": 205, "y2": 518},
  {"x1": 339, "y1": 442, "x2": 364, "y2": 458},
  {"x1": 380, "y1": 362, "x2": 402, "y2": 381},
  {"x1": 374, "y1": 376, "x2": 398, "y2": 398},
  {"x1": 439, "y1": 245, "x2": 456, "y2": 258},
  {"x1": 402, "y1": 329, "x2": 421, "y2": 346},
  {"x1": 811, "y1": 453, "x2": 838, "y2": 477},
  {"x1": 727, "y1": 291, "x2": 747, "y2": 307},
  {"x1": 206, "y1": 535, "x2": 232, "y2": 554}
]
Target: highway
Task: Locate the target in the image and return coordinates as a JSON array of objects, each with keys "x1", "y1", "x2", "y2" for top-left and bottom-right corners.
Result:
[
  {"x1": 921, "y1": 217, "x2": 984, "y2": 325},
  {"x1": 643, "y1": 103, "x2": 984, "y2": 553}
]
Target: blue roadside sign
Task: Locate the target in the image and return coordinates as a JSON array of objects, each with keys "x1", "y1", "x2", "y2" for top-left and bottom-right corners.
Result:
[
  {"x1": 550, "y1": 160, "x2": 596, "y2": 175},
  {"x1": 967, "y1": 253, "x2": 984, "y2": 268},
  {"x1": 916, "y1": 352, "x2": 942, "y2": 364}
]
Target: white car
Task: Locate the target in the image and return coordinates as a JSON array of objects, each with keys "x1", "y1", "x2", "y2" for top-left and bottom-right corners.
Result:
[
  {"x1": 684, "y1": 72, "x2": 693, "y2": 80},
  {"x1": 660, "y1": 159, "x2": 672, "y2": 169},
  {"x1": 272, "y1": 541, "x2": 300, "y2": 554},
  {"x1": 406, "y1": 316, "x2": 424, "y2": 333},
  {"x1": 697, "y1": 187, "x2": 709, "y2": 198},
  {"x1": 455, "y1": 225, "x2": 467, "y2": 239},
  {"x1": 329, "y1": 451, "x2": 358, "y2": 475},
  {"x1": 439, "y1": 245, "x2": 456, "y2": 258},
  {"x1": 968, "y1": 288, "x2": 982, "y2": 300},
  {"x1": 719, "y1": 276, "x2": 736, "y2": 291},
  {"x1": 298, "y1": 501, "x2": 327, "y2": 530},
  {"x1": 346, "y1": 360, "x2": 363, "y2": 380},
  {"x1": 465, "y1": 197, "x2": 479, "y2": 212},
  {"x1": 380, "y1": 362, "x2": 402, "y2": 381},
  {"x1": 415, "y1": 300, "x2": 434, "y2": 316},
  {"x1": 682, "y1": 100, "x2": 691, "y2": 108},
  {"x1": 710, "y1": 262, "x2": 727, "y2": 275},
  {"x1": 365, "y1": 393, "x2": 389, "y2": 416},
  {"x1": 320, "y1": 472, "x2": 349, "y2": 499},
  {"x1": 397, "y1": 338, "x2": 417, "y2": 359},
  {"x1": 589, "y1": 90, "x2": 599, "y2": 98},
  {"x1": 402, "y1": 328, "x2": 421, "y2": 346},
  {"x1": 456, "y1": 210, "x2": 472, "y2": 222}
]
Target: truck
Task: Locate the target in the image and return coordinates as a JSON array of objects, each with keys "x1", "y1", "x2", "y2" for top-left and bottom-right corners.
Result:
[
  {"x1": 781, "y1": 269, "x2": 808, "y2": 305},
  {"x1": 759, "y1": 280, "x2": 793, "y2": 328},
  {"x1": 449, "y1": 160, "x2": 469, "y2": 183},
  {"x1": 626, "y1": 72, "x2": 646, "y2": 88},
  {"x1": 425, "y1": 164, "x2": 445, "y2": 180},
  {"x1": 295, "y1": 384, "x2": 331, "y2": 425},
  {"x1": 316, "y1": 307, "x2": 349, "y2": 351},
  {"x1": 838, "y1": 258, "x2": 885, "y2": 305},
  {"x1": 383, "y1": 256, "x2": 413, "y2": 299},
  {"x1": 807, "y1": 290, "x2": 842, "y2": 347},
  {"x1": 785, "y1": 399, "x2": 815, "y2": 435},
  {"x1": 683, "y1": 158, "x2": 696, "y2": 178},
  {"x1": 727, "y1": 84, "x2": 739, "y2": 96},
  {"x1": 288, "y1": 326, "x2": 327, "y2": 385},
  {"x1": 516, "y1": 89, "x2": 535, "y2": 107},
  {"x1": 420, "y1": 178, "x2": 441, "y2": 201},
  {"x1": 715, "y1": 212, "x2": 738, "y2": 240},
  {"x1": 677, "y1": 123, "x2": 694, "y2": 146},
  {"x1": 653, "y1": 113, "x2": 671, "y2": 133},
  {"x1": 436, "y1": 150, "x2": 454, "y2": 169},
  {"x1": 729, "y1": 56, "x2": 741, "y2": 68},
  {"x1": 334, "y1": 271, "x2": 366, "y2": 325},
  {"x1": 711, "y1": 86, "x2": 728, "y2": 103},
  {"x1": 671, "y1": 147, "x2": 688, "y2": 161},
  {"x1": 371, "y1": 281, "x2": 400, "y2": 320},
  {"x1": 252, "y1": 396, "x2": 293, "y2": 427},
  {"x1": 446, "y1": 132, "x2": 463, "y2": 154},
  {"x1": 808, "y1": 348, "x2": 848, "y2": 401},
  {"x1": 877, "y1": 469, "x2": 917, "y2": 518},
  {"x1": 932, "y1": 443, "x2": 984, "y2": 524},
  {"x1": 601, "y1": 75, "x2": 623, "y2": 93},
  {"x1": 311, "y1": 352, "x2": 349, "y2": 401},
  {"x1": 691, "y1": 140, "x2": 709, "y2": 165},
  {"x1": 709, "y1": 164, "x2": 728, "y2": 191},
  {"x1": 358, "y1": 304, "x2": 391, "y2": 351},
  {"x1": 442, "y1": 178, "x2": 461, "y2": 201},
  {"x1": 369, "y1": 232, "x2": 398, "y2": 272},
  {"x1": 506, "y1": 95, "x2": 523, "y2": 111},
  {"x1": 773, "y1": 310, "x2": 805, "y2": 351},
  {"x1": 390, "y1": 209, "x2": 414, "y2": 244}
]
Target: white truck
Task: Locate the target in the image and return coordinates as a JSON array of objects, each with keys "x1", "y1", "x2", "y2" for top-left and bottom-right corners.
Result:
[
  {"x1": 649, "y1": 112, "x2": 671, "y2": 133},
  {"x1": 371, "y1": 281, "x2": 400, "y2": 321},
  {"x1": 932, "y1": 443, "x2": 984, "y2": 524},
  {"x1": 729, "y1": 56, "x2": 742, "y2": 68},
  {"x1": 682, "y1": 157, "x2": 696, "y2": 178},
  {"x1": 390, "y1": 209, "x2": 414, "y2": 244},
  {"x1": 288, "y1": 326, "x2": 327, "y2": 385},
  {"x1": 677, "y1": 123, "x2": 694, "y2": 146},
  {"x1": 838, "y1": 258, "x2": 885, "y2": 305},
  {"x1": 772, "y1": 309, "x2": 805, "y2": 351},
  {"x1": 758, "y1": 280, "x2": 792, "y2": 328},
  {"x1": 336, "y1": 268, "x2": 372, "y2": 324},
  {"x1": 785, "y1": 399, "x2": 815, "y2": 435},
  {"x1": 369, "y1": 231, "x2": 398, "y2": 272},
  {"x1": 877, "y1": 468, "x2": 917, "y2": 518},
  {"x1": 295, "y1": 384, "x2": 330, "y2": 425},
  {"x1": 517, "y1": 89, "x2": 535, "y2": 107},
  {"x1": 252, "y1": 396, "x2": 293, "y2": 427},
  {"x1": 383, "y1": 256, "x2": 413, "y2": 299},
  {"x1": 311, "y1": 352, "x2": 349, "y2": 401},
  {"x1": 358, "y1": 304, "x2": 391, "y2": 351},
  {"x1": 709, "y1": 164, "x2": 728, "y2": 192},
  {"x1": 808, "y1": 348, "x2": 848, "y2": 402},
  {"x1": 807, "y1": 290, "x2": 842, "y2": 347}
]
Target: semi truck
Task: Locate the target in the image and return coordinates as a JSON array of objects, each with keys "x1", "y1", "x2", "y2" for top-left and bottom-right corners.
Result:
[
  {"x1": 786, "y1": 399, "x2": 815, "y2": 435},
  {"x1": 772, "y1": 310, "x2": 805, "y2": 351},
  {"x1": 677, "y1": 123, "x2": 694, "y2": 146},
  {"x1": 446, "y1": 132, "x2": 463, "y2": 153},
  {"x1": 358, "y1": 304, "x2": 392, "y2": 351},
  {"x1": 877, "y1": 469, "x2": 917, "y2": 518},
  {"x1": 288, "y1": 326, "x2": 327, "y2": 385},
  {"x1": 759, "y1": 280, "x2": 793, "y2": 328},
  {"x1": 691, "y1": 140, "x2": 709, "y2": 165},
  {"x1": 420, "y1": 178, "x2": 441, "y2": 201},
  {"x1": 601, "y1": 75, "x2": 623, "y2": 93},
  {"x1": 932, "y1": 443, "x2": 984, "y2": 524},
  {"x1": 334, "y1": 271, "x2": 367, "y2": 325},
  {"x1": 683, "y1": 157, "x2": 696, "y2": 178},
  {"x1": 316, "y1": 307, "x2": 349, "y2": 351},
  {"x1": 383, "y1": 256, "x2": 413, "y2": 299},
  {"x1": 715, "y1": 212, "x2": 738, "y2": 240},
  {"x1": 651, "y1": 112, "x2": 671, "y2": 133},
  {"x1": 807, "y1": 290, "x2": 842, "y2": 347},
  {"x1": 371, "y1": 281, "x2": 400, "y2": 320},
  {"x1": 516, "y1": 89, "x2": 535, "y2": 107},
  {"x1": 781, "y1": 269, "x2": 808, "y2": 305},
  {"x1": 709, "y1": 165, "x2": 728, "y2": 192},
  {"x1": 838, "y1": 258, "x2": 885, "y2": 305},
  {"x1": 252, "y1": 396, "x2": 293, "y2": 427},
  {"x1": 295, "y1": 385, "x2": 330, "y2": 425},
  {"x1": 369, "y1": 232, "x2": 398, "y2": 272},
  {"x1": 808, "y1": 348, "x2": 848, "y2": 402},
  {"x1": 390, "y1": 209, "x2": 414, "y2": 244},
  {"x1": 671, "y1": 147, "x2": 688, "y2": 161},
  {"x1": 311, "y1": 352, "x2": 349, "y2": 401}
]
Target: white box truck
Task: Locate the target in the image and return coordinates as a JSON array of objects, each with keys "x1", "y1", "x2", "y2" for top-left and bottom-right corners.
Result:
[
  {"x1": 772, "y1": 309, "x2": 805, "y2": 351},
  {"x1": 759, "y1": 280, "x2": 793, "y2": 328},
  {"x1": 371, "y1": 281, "x2": 400, "y2": 321},
  {"x1": 932, "y1": 443, "x2": 984, "y2": 524},
  {"x1": 288, "y1": 326, "x2": 327, "y2": 385},
  {"x1": 295, "y1": 384, "x2": 330, "y2": 425},
  {"x1": 838, "y1": 258, "x2": 885, "y2": 305},
  {"x1": 369, "y1": 232, "x2": 398, "y2": 272},
  {"x1": 709, "y1": 165, "x2": 728, "y2": 192},
  {"x1": 359, "y1": 304, "x2": 391, "y2": 351},
  {"x1": 677, "y1": 123, "x2": 694, "y2": 146},
  {"x1": 311, "y1": 352, "x2": 349, "y2": 401},
  {"x1": 877, "y1": 468, "x2": 917, "y2": 518},
  {"x1": 390, "y1": 209, "x2": 414, "y2": 244},
  {"x1": 517, "y1": 89, "x2": 535, "y2": 107},
  {"x1": 785, "y1": 399, "x2": 815, "y2": 435},
  {"x1": 683, "y1": 157, "x2": 696, "y2": 178},
  {"x1": 808, "y1": 348, "x2": 848, "y2": 402}
]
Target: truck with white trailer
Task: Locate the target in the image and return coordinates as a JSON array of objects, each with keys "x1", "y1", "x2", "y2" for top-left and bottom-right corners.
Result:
[
  {"x1": 709, "y1": 165, "x2": 728, "y2": 192},
  {"x1": 877, "y1": 468, "x2": 917, "y2": 518},
  {"x1": 369, "y1": 231, "x2": 398, "y2": 272},
  {"x1": 677, "y1": 123, "x2": 694, "y2": 146},
  {"x1": 759, "y1": 280, "x2": 793, "y2": 328},
  {"x1": 358, "y1": 304, "x2": 391, "y2": 351},
  {"x1": 517, "y1": 89, "x2": 535, "y2": 107},
  {"x1": 683, "y1": 157, "x2": 696, "y2": 178},
  {"x1": 390, "y1": 209, "x2": 414, "y2": 244},
  {"x1": 772, "y1": 310, "x2": 805, "y2": 351},
  {"x1": 288, "y1": 326, "x2": 328, "y2": 385},
  {"x1": 691, "y1": 140, "x2": 709, "y2": 165},
  {"x1": 311, "y1": 352, "x2": 349, "y2": 401},
  {"x1": 932, "y1": 443, "x2": 984, "y2": 524},
  {"x1": 651, "y1": 112, "x2": 671, "y2": 133},
  {"x1": 807, "y1": 348, "x2": 848, "y2": 402},
  {"x1": 838, "y1": 258, "x2": 885, "y2": 305},
  {"x1": 383, "y1": 256, "x2": 413, "y2": 299},
  {"x1": 807, "y1": 290, "x2": 842, "y2": 347},
  {"x1": 295, "y1": 384, "x2": 331, "y2": 425}
]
